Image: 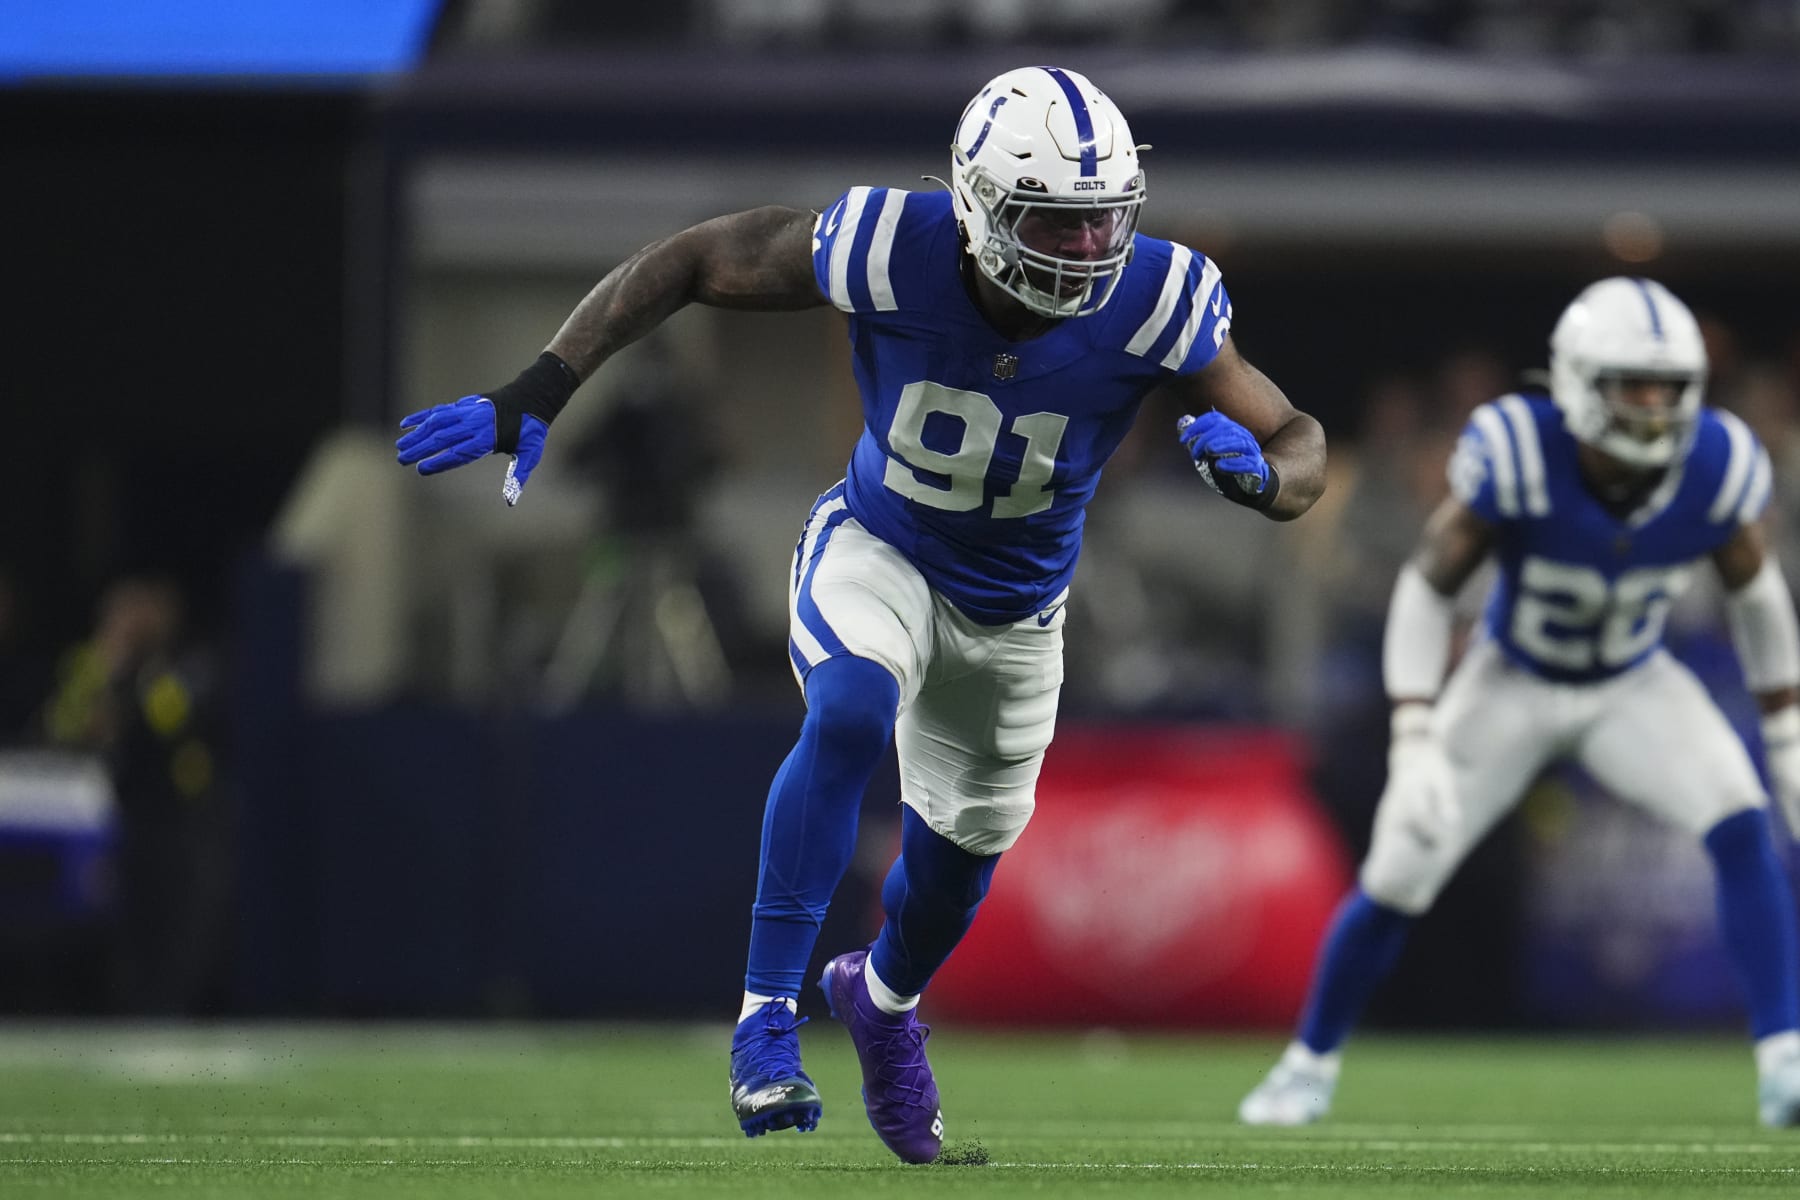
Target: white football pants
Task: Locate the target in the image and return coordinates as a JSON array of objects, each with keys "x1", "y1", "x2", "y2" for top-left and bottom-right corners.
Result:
[
  {"x1": 1362, "y1": 636, "x2": 1768, "y2": 914},
  {"x1": 787, "y1": 488, "x2": 1064, "y2": 855}
]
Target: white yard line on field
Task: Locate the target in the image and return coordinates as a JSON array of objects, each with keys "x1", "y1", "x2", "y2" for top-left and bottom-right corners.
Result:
[
  {"x1": 2, "y1": 1130, "x2": 1798, "y2": 1163},
  {"x1": 0, "y1": 1133, "x2": 743, "y2": 1149},
  {"x1": 989, "y1": 1162, "x2": 1800, "y2": 1175},
  {"x1": 6, "y1": 1156, "x2": 1795, "y2": 1176}
]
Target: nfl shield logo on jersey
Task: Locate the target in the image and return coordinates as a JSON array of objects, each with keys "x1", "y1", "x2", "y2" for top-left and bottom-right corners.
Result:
[{"x1": 992, "y1": 353, "x2": 1019, "y2": 381}]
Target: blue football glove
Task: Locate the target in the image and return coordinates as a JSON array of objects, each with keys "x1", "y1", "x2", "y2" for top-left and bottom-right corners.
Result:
[
  {"x1": 1177, "y1": 411, "x2": 1279, "y2": 511},
  {"x1": 396, "y1": 352, "x2": 577, "y2": 506}
]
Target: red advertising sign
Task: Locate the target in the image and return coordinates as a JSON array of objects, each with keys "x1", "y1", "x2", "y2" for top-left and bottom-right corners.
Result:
[{"x1": 926, "y1": 725, "x2": 1351, "y2": 1027}]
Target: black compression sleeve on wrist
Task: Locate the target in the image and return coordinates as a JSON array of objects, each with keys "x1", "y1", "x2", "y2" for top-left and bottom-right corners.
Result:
[
  {"x1": 490, "y1": 352, "x2": 580, "y2": 453},
  {"x1": 507, "y1": 352, "x2": 581, "y2": 424},
  {"x1": 1225, "y1": 461, "x2": 1281, "y2": 512}
]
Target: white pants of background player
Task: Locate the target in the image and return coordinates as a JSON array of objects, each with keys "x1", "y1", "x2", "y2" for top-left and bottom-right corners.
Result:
[
  {"x1": 1362, "y1": 636, "x2": 1767, "y2": 914},
  {"x1": 788, "y1": 500, "x2": 1065, "y2": 857}
]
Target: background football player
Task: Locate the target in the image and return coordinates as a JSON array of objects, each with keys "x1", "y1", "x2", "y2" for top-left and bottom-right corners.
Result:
[
  {"x1": 396, "y1": 66, "x2": 1328, "y2": 1162},
  {"x1": 1239, "y1": 276, "x2": 1800, "y2": 1129}
]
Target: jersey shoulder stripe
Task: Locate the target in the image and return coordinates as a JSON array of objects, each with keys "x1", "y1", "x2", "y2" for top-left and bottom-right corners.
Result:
[
  {"x1": 822, "y1": 186, "x2": 873, "y2": 311},
  {"x1": 1468, "y1": 405, "x2": 1521, "y2": 517},
  {"x1": 813, "y1": 187, "x2": 942, "y2": 314},
  {"x1": 1705, "y1": 409, "x2": 1772, "y2": 526},
  {"x1": 1116, "y1": 237, "x2": 1230, "y2": 375},
  {"x1": 1124, "y1": 244, "x2": 1192, "y2": 356},
  {"x1": 1454, "y1": 394, "x2": 1552, "y2": 520},
  {"x1": 1495, "y1": 393, "x2": 1552, "y2": 516},
  {"x1": 862, "y1": 189, "x2": 909, "y2": 311}
]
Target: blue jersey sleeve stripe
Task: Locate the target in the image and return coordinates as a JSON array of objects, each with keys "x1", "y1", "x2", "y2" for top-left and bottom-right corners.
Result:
[
  {"x1": 1124, "y1": 245, "x2": 1192, "y2": 357},
  {"x1": 1497, "y1": 394, "x2": 1551, "y2": 517},
  {"x1": 1160, "y1": 258, "x2": 1223, "y2": 371},
  {"x1": 1470, "y1": 404, "x2": 1521, "y2": 517},
  {"x1": 1738, "y1": 446, "x2": 1773, "y2": 526},
  {"x1": 1137, "y1": 254, "x2": 1207, "y2": 364},
  {"x1": 843, "y1": 192, "x2": 884, "y2": 313},
  {"x1": 827, "y1": 186, "x2": 874, "y2": 312},
  {"x1": 864, "y1": 188, "x2": 908, "y2": 312},
  {"x1": 1709, "y1": 410, "x2": 1756, "y2": 523}
]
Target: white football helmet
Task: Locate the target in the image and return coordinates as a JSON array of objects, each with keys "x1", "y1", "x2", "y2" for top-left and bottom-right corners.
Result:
[
  {"x1": 950, "y1": 66, "x2": 1145, "y2": 319},
  {"x1": 1548, "y1": 276, "x2": 1708, "y2": 468}
]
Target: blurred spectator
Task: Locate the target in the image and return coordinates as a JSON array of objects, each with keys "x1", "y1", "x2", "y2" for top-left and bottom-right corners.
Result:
[
  {"x1": 446, "y1": 0, "x2": 1800, "y2": 54},
  {"x1": 271, "y1": 432, "x2": 420, "y2": 707},
  {"x1": 43, "y1": 578, "x2": 229, "y2": 1014}
]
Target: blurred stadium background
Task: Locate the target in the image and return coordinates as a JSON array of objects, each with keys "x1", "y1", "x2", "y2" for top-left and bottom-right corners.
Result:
[{"x1": 5, "y1": 0, "x2": 1800, "y2": 1050}]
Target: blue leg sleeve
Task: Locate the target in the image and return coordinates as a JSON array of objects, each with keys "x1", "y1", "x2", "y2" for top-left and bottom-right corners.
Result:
[
  {"x1": 868, "y1": 806, "x2": 1001, "y2": 997},
  {"x1": 1706, "y1": 807, "x2": 1800, "y2": 1040},
  {"x1": 1297, "y1": 888, "x2": 1415, "y2": 1055},
  {"x1": 743, "y1": 656, "x2": 899, "y2": 998}
]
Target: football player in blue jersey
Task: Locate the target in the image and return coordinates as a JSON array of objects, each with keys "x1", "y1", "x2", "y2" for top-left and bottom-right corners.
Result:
[
  {"x1": 396, "y1": 66, "x2": 1327, "y2": 1161},
  {"x1": 1239, "y1": 277, "x2": 1800, "y2": 1129}
]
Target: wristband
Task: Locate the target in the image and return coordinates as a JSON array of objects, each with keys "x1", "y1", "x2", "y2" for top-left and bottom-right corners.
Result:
[
  {"x1": 1391, "y1": 701, "x2": 1434, "y2": 741},
  {"x1": 1764, "y1": 706, "x2": 1800, "y2": 747},
  {"x1": 491, "y1": 352, "x2": 580, "y2": 453},
  {"x1": 1222, "y1": 461, "x2": 1281, "y2": 512}
]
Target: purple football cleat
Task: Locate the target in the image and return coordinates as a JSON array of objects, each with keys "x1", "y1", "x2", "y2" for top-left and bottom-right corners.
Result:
[
  {"x1": 729, "y1": 1001, "x2": 822, "y2": 1138},
  {"x1": 819, "y1": 950, "x2": 944, "y2": 1164}
]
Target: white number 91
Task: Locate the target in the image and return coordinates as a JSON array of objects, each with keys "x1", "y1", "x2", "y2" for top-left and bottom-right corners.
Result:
[{"x1": 882, "y1": 380, "x2": 1068, "y2": 518}]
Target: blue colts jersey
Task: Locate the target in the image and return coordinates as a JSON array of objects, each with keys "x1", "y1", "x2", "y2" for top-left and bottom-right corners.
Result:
[
  {"x1": 810, "y1": 186, "x2": 1232, "y2": 624},
  {"x1": 1450, "y1": 392, "x2": 1772, "y2": 683}
]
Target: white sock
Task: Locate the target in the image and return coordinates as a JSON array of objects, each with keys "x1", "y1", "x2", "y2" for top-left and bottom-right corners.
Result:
[
  {"x1": 739, "y1": 992, "x2": 797, "y2": 1024},
  {"x1": 1280, "y1": 1040, "x2": 1342, "y2": 1080},
  {"x1": 862, "y1": 957, "x2": 920, "y2": 1015},
  {"x1": 1755, "y1": 1030, "x2": 1800, "y2": 1075}
]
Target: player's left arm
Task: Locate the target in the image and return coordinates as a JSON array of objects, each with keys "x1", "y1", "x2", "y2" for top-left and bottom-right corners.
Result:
[
  {"x1": 1713, "y1": 521, "x2": 1800, "y2": 831},
  {"x1": 1175, "y1": 338, "x2": 1327, "y2": 521}
]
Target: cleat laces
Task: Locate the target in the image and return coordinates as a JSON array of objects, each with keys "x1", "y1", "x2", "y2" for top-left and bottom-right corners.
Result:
[
  {"x1": 734, "y1": 1008, "x2": 809, "y2": 1085},
  {"x1": 867, "y1": 1019, "x2": 935, "y2": 1110}
]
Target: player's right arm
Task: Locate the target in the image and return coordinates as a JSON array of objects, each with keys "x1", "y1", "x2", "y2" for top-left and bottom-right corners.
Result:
[
  {"x1": 547, "y1": 206, "x2": 826, "y2": 380},
  {"x1": 396, "y1": 206, "x2": 825, "y2": 503},
  {"x1": 1374, "y1": 494, "x2": 1495, "y2": 845},
  {"x1": 1385, "y1": 497, "x2": 1494, "y2": 708}
]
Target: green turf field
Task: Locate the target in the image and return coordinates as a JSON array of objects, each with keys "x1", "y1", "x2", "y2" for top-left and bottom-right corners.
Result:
[{"x1": 2, "y1": 1023, "x2": 1797, "y2": 1197}]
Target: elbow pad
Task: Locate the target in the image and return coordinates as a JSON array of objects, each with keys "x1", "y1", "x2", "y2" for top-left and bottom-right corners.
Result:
[
  {"x1": 1383, "y1": 564, "x2": 1456, "y2": 702},
  {"x1": 1727, "y1": 558, "x2": 1800, "y2": 694}
]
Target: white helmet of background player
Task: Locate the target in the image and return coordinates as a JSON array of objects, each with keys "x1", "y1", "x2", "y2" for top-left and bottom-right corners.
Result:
[
  {"x1": 950, "y1": 66, "x2": 1145, "y2": 319},
  {"x1": 1548, "y1": 276, "x2": 1708, "y2": 468}
]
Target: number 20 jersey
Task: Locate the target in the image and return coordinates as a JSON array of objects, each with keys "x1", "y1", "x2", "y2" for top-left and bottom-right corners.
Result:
[
  {"x1": 1451, "y1": 391, "x2": 1772, "y2": 684},
  {"x1": 809, "y1": 186, "x2": 1232, "y2": 624}
]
